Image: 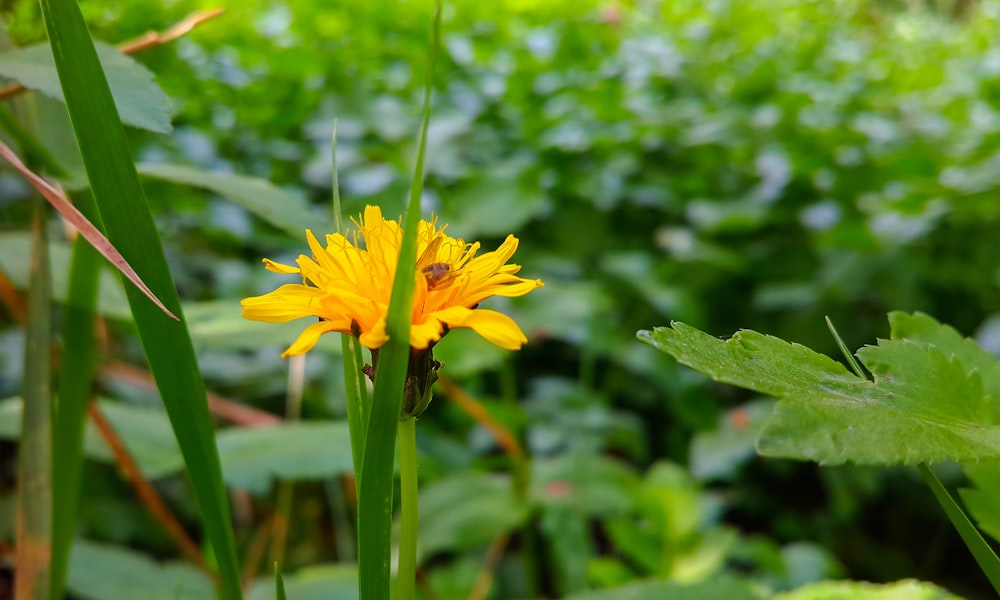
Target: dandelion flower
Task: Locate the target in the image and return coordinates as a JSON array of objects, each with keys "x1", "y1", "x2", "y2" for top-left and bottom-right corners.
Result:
[{"x1": 241, "y1": 205, "x2": 543, "y2": 357}]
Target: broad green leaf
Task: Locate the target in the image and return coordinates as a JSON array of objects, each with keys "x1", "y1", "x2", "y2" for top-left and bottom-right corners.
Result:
[
  {"x1": 562, "y1": 576, "x2": 762, "y2": 600},
  {"x1": 689, "y1": 400, "x2": 774, "y2": 481},
  {"x1": 184, "y1": 299, "x2": 340, "y2": 352},
  {"x1": 38, "y1": 0, "x2": 240, "y2": 591},
  {"x1": 0, "y1": 232, "x2": 130, "y2": 322},
  {"x1": 0, "y1": 398, "x2": 183, "y2": 479},
  {"x1": 637, "y1": 316, "x2": 1000, "y2": 465},
  {"x1": 888, "y1": 311, "x2": 1000, "y2": 413},
  {"x1": 247, "y1": 565, "x2": 358, "y2": 600},
  {"x1": 216, "y1": 421, "x2": 353, "y2": 494},
  {"x1": 0, "y1": 42, "x2": 173, "y2": 133},
  {"x1": 960, "y1": 462, "x2": 1000, "y2": 544},
  {"x1": 138, "y1": 163, "x2": 329, "y2": 238},
  {"x1": 1, "y1": 398, "x2": 352, "y2": 490},
  {"x1": 439, "y1": 164, "x2": 548, "y2": 238},
  {"x1": 417, "y1": 472, "x2": 529, "y2": 561},
  {"x1": 772, "y1": 578, "x2": 962, "y2": 600},
  {"x1": 531, "y1": 454, "x2": 638, "y2": 517},
  {"x1": 67, "y1": 539, "x2": 214, "y2": 600}
]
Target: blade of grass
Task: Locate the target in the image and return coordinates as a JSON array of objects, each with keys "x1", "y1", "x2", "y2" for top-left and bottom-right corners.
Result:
[
  {"x1": 358, "y1": 5, "x2": 440, "y2": 599},
  {"x1": 38, "y1": 0, "x2": 241, "y2": 597},
  {"x1": 0, "y1": 139, "x2": 176, "y2": 320},
  {"x1": 50, "y1": 192, "x2": 102, "y2": 600},
  {"x1": 16, "y1": 208, "x2": 52, "y2": 600},
  {"x1": 396, "y1": 417, "x2": 418, "y2": 600},
  {"x1": 274, "y1": 563, "x2": 287, "y2": 600},
  {"x1": 825, "y1": 316, "x2": 865, "y2": 379},
  {"x1": 918, "y1": 464, "x2": 1000, "y2": 594}
]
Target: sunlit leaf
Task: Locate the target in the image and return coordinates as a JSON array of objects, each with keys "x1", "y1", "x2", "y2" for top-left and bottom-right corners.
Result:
[
  {"x1": 772, "y1": 578, "x2": 962, "y2": 600},
  {"x1": 139, "y1": 163, "x2": 329, "y2": 238},
  {"x1": 562, "y1": 576, "x2": 762, "y2": 600},
  {"x1": 0, "y1": 42, "x2": 173, "y2": 133}
]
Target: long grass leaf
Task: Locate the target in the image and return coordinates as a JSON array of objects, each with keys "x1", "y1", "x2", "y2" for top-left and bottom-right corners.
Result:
[
  {"x1": 918, "y1": 464, "x2": 1000, "y2": 594},
  {"x1": 358, "y1": 4, "x2": 441, "y2": 600},
  {"x1": 16, "y1": 209, "x2": 52, "y2": 600},
  {"x1": 37, "y1": 1, "x2": 241, "y2": 597},
  {"x1": 50, "y1": 193, "x2": 101, "y2": 600},
  {"x1": 357, "y1": 5, "x2": 440, "y2": 599}
]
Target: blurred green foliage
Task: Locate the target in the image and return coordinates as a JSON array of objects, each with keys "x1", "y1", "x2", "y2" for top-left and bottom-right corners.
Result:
[{"x1": 1, "y1": 0, "x2": 999, "y2": 598}]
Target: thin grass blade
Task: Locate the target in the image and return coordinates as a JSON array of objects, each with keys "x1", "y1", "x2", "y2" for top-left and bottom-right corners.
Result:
[
  {"x1": 50, "y1": 192, "x2": 102, "y2": 600},
  {"x1": 37, "y1": 0, "x2": 241, "y2": 596},
  {"x1": 357, "y1": 5, "x2": 440, "y2": 599},
  {"x1": 16, "y1": 209, "x2": 52, "y2": 600},
  {"x1": 918, "y1": 464, "x2": 1000, "y2": 594}
]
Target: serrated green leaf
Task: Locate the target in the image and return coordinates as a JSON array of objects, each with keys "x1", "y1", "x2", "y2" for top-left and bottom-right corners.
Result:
[
  {"x1": 888, "y1": 311, "x2": 1000, "y2": 413},
  {"x1": 0, "y1": 42, "x2": 173, "y2": 133},
  {"x1": 216, "y1": 422, "x2": 353, "y2": 494},
  {"x1": 772, "y1": 578, "x2": 962, "y2": 600},
  {"x1": 960, "y1": 463, "x2": 1000, "y2": 544},
  {"x1": 0, "y1": 398, "x2": 183, "y2": 479},
  {"x1": 66, "y1": 539, "x2": 214, "y2": 600},
  {"x1": 638, "y1": 316, "x2": 1000, "y2": 465},
  {"x1": 138, "y1": 163, "x2": 328, "y2": 238}
]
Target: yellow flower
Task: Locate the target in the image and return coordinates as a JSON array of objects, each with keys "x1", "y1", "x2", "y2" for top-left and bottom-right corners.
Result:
[{"x1": 241, "y1": 205, "x2": 543, "y2": 357}]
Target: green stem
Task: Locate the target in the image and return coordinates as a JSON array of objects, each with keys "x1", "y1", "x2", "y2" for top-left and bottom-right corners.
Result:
[{"x1": 397, "y1": 417, "x2": 419, "y2": 600}]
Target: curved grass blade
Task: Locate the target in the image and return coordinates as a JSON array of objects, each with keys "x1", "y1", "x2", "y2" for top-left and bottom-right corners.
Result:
[
  {"x1": 0, "y1": 139, "x2": 177, "y2": 320},
  {"x1": 918, "y1": 464, "x2": 1000, "y2": 594},
  {"x1": 16, "y1": 209, "x2": 52, "y2": 600},
  {"x1": 37, "y1": 0, "x2": 241, "y2": 597},
  {"x1": 357, "y1": 5, "x2": 440, "y2": 599},
  {"x1": 50, "y1": 193, "x2": 102, "y2": 600}
]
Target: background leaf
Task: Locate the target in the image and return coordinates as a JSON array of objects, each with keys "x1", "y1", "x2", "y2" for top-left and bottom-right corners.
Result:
[
  {"x1": 0, "y1": 42, "x2": 173, "y2": 133},
  {"x1": 638, "y1": 317, "x2": 1000, "y2": 465},
  {"x1": 139, "y1": 163, "x2": 329, "y2": 238}
]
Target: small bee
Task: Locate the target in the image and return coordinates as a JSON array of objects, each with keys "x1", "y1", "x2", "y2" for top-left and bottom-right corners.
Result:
[
  {"x1": 422, "y1": 263, "x2": 451, "y2": 285},
  {"x1": 422, "y1": 262, "x2": 452, "y2": 287}
]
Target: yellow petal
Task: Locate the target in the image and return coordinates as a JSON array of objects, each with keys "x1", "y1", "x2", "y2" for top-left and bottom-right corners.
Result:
[
  {"x1": 281, "y1": 319, "x2": 347, "y2": 357},
  {"x1": 461, "y1": 309, "x2": 528, "y2": 350},
  {"x1": 263, "y1": 258, "x2": 300, "y2": 275},
  {"x1": 359, "y1": 316, "x2": 390, "y2": 349},
  {"x1": 241, "y1": 285, "x2": 324, "y2": 322}
]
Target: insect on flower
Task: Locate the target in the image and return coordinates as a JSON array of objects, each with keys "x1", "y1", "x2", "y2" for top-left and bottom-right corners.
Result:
[{"x1": 241, "y1": 205, "x2": 543, "y2": 357}]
